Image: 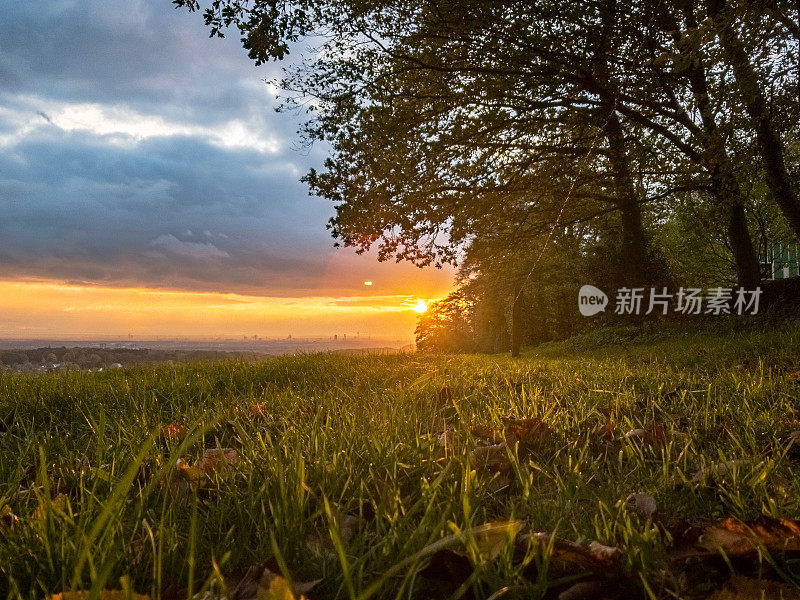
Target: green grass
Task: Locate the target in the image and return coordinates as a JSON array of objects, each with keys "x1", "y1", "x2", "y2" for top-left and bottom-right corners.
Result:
[{"x1": 2, "y1": 321, "x2": 800, "y2": 598}]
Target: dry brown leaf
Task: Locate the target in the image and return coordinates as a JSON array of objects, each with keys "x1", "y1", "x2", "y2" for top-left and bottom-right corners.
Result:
[
  {"x1": 417, "y1": 549, "x2": 472, "y2": 597},
  {"x1": 437, "y1": 429, "x2": 458, "y2": 451},
  {"x1": 691, "y1": 459, "x2": 752, "y2": 484},
  {"x1": 518, "y1": 533, "x2": 635, "y2": 598},
  {"x1": 599, "y1": 403, "x2": 619, "y2": 418},
  {"x1": 503, "y1": 417, "x2": 556, "y2": 453},
  {"x1": 469, "y1": 442, "x2": 507, "y2": 467},
  {"x1": 624, "y1": 425, "x2": 665, "y2": 445},
  {"x1": 289, "y1": 403, "x2": 321, "y2": 423},
  {"x1": 471, "y1": 417, "x2": 556, "y2": 454},
  {"x1": 699, "y1": 517, "x2": 800, "y2": 557},
  {"x1": 306, "y1": 510, "x2": 358, "y2": 559},
  {"x1": 588, "y1": 541, "x2": 622, "y2": 563},
  {"x1": 469, "y1": 424, "x2": 503, "y2": 444},
  {"x1": 469, "y1": 443, "x2": 513, "y2": 491},
  {"x1": 0, "y1": 503, "x2": 20, "y2": 532},
  {"x1": 169, "y1": 448, "x2": 240, "y2": 498},
  {"x1": 557, "y1": 580, "x2": 606, "y2": 600},
  {"x1": 257, "y1": 568, "x2": 320, "y2": 600},
  {"x1": 49, "y1": 592, "x2": 149, "y2": 600},
  {"x1": 222, "y1": 561, "x2": 320, "y2": 600},
  {"x1": 248, "y1": 403, "x2": 268, "y2": 419},
  {"x1": 524, "y1": 533, "x2": 624, "y2": 577},
  {"x1": 161, "y1": 423, "x2": 188, "y2": 441},
  {"x1": 629, "y1": 493, "x2": 657, "y2": 519},
  {"x1": 643, "y1": 425, "x2": 666, "y2": 445},
  {"x1": 597, "y1": 422, "x2": 617, "y2": 440},
  {"x1": 707, "y1": 575, "x2": 800, "y2": 599},
  {"x1": 33, "y1": 492, "x2": 68, "y2": 521},
  {"x1": 784, "y1": 370, "x2": 800, "y2": 382},
  {"x1": 196, "y1": 447, "x2": 239, "y2": 475},
  {"x1": 473, "y1": 520, "x2": 523, "y2": 561}
]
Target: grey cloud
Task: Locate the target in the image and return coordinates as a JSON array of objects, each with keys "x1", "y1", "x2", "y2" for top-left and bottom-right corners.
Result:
[
  {"x1": 0, "y1": 0, "x2": 348, "y2": 295},
  {"x1": 150, "y1": 234, "x2": 230, "y2": 260}
]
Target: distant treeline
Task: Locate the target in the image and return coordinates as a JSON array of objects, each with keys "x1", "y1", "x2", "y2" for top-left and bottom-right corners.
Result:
[{"x1": 0, "y1": 347, "x2": 259, "y2": 369}]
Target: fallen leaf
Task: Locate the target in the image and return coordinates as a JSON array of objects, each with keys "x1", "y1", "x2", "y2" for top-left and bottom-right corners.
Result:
[
  {"x1": 473, "y1": 520, "x2": 523, "y2": 561},
  {"x1": 587, "y1": 541, "x2": 622, "y2": 563},
  {"x1": 437, "y1": 429, "x2": 458, "y2": 451},
  {"x1": 470, "y1": 418, "x2": 556, "y2": 454},
  {"x1": 247, "y1": 404, "x2": 270, "y2": 420},
  {"x1": 288, "y1": 403, "x2": 322, "y2": 423},
  {"x1": 502, "y1": 417, "x2": 556, "y2": 453},
  {"x1": 784, "y1": 370, "x2": 800, "y2": 382},
  {"x1": 624, "y1": 425, "x2": 665, "y2": 445},
  {"x1": 169, "y1": 448, "x2": 240, "y2": 497},
  {"x1": 691, "y1": 459, "x2": 752, "y2": 484},
  {"x1": 698, "y1": 517, "x2": 800, "y2": 557},
  {"x1": 196, "y1": 447, "x2": 239, "y2": 475},
  {"x1": 469, "y1": 443, "x2": 513, "y2": 491},
  {"x1": 33, "y1": 492, "x2": 68, "y2": 522},
  {"x1": 306, "y1": 510, "x2": 359, "y2": 559},
  {"x1": 597, "y1": 422, "x2": 616, "y2": 440},
  {"x1": 174, "y1": 459, "x2": 205, "y2": 484},
  {"x1": 222, "y1": 561, "x2": 320, "y2": 600},
  {"x1": 469, "y1": 442, "x2": 507, "y2": 467},
  {"x1": 0, "y1": 503, "x2": 19, "y2": 532},
  {"x1": 469, "y1": 424, "x2": 503, "y2": 444},
  {"x1": 161, "y1": 423, "x2": 189, "y2": 441},
  {"x1": 599, "y1": 403, "x2": 618, "y2": 418},
  {"x1": 417, "y1": 549, "x2": 472, "y2": 596},
  {"x1": 557, "y1": 580, "x2": 605, "y2": 600},
  {"x1": 49, "y1": 592, "x2": 149, "y2": 600},
  {"x1": 436, "y1": 386, "x2": 454, "y2": 407},
  {"x1": 707, "y1": 575, "x2": 800, "y2": 599},
  {"x1": 520, "y1": 533, "x2": 627, "y2": 581},
  {"x1": 643, "y1": 425, "x2": 666, "y2": 445},
  {"x1": 629, "y1": 493, "x2": 657, "y2": 519},
  {"x1": 258, "y1": 568, "x2": 319, "y2": 600},
  {"x1": 335, "y1": 512, "x2": 359, "y2": 543}
]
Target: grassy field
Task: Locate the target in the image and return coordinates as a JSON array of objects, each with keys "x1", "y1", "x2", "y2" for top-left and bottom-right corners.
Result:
[{"x1": 2, "y1": 321, "x2": 800, "y2": 599}]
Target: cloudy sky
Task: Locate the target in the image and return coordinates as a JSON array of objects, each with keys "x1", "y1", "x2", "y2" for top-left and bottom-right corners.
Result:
[{"x1": 0, "y1": 0, "x2": 451, "y2": 339}]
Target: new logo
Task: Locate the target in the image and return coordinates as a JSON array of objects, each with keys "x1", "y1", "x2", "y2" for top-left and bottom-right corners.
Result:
[{"x1": 578, "y1": 285, "x2": 608, "y2": 316}]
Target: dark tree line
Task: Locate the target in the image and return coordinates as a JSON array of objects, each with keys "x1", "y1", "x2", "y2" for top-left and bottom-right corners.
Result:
[{"x1": 178, "y1": 0, "x2": 799, "y2": 352}]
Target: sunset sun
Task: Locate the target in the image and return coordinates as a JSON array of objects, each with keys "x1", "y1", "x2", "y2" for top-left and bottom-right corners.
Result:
[{"x1": 412, "y1": 299, "x2": 428, "y2": 313}]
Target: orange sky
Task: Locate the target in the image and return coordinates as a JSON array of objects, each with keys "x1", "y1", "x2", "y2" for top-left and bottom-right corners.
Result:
[{"x1": 0, "y1": 256, "x2": 454, "y2": 340}]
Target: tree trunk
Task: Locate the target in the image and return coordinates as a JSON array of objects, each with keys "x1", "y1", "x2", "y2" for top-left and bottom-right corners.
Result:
[
  {"x1": 708, "y1": 0, "x2": 800, "y2": 240},
  {"x1": 510, "y1": 287, "x2": 524, "y2": 357},
  {"x1": 602, "y1": 107, "x2": 651, "y2": 285},
  {"x1": 592, "y1": 2, "x2": 654, "y2": 287},
  {"x1": 727, "y1": 200, "x2": 762, "y2": 288},
  {"x1": 675, "y1": 0, "x2": 762, "y2": 288}
]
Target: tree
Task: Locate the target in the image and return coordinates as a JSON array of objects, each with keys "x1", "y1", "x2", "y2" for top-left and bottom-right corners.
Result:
[
  {"x1": 706, "y1": 0, "x2": 800, "y2": 239},
  {"x1": 177, "y1": 0, "x2": 799, "y2": 351}
]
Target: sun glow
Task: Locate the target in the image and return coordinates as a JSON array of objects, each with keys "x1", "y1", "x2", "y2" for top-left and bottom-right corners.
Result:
[{"x1": 0, "y1": 280, "x2": 444, "y2": 339}]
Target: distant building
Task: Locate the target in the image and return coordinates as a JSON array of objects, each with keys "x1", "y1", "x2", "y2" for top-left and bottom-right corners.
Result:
[{"x1": 766, "y1": 242, "x2": 799, "y2": 280}]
